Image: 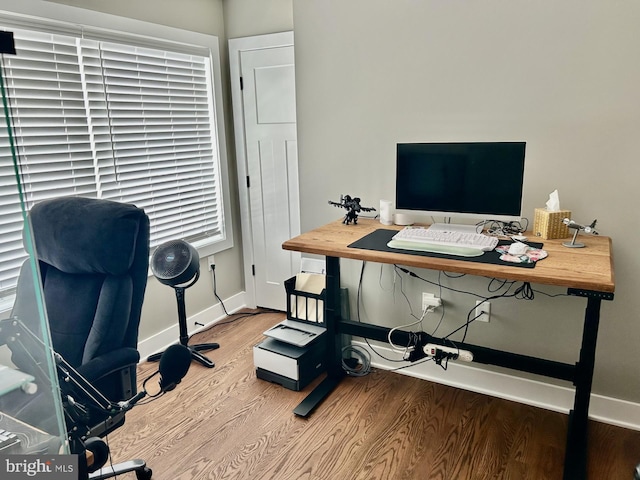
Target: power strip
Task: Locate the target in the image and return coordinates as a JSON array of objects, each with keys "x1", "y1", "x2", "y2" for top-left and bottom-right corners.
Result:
[{"x1": 424, "y1": 343, "x2": 474, "y2": 362}]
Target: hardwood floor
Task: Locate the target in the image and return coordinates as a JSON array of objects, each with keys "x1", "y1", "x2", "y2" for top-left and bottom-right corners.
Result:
[{"x1": 106, "y1": 310, "x2": 640, "y2": 480}]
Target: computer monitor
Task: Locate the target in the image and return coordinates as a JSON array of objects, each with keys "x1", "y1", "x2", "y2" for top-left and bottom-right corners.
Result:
[{"x1": 395, "y1": 141, "x2": 526, "y2": 223}]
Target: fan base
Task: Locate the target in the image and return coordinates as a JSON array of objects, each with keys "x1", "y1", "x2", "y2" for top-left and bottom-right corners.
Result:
[{"x1": 148, "y1": 343, "x2": 219, "y2": 368}]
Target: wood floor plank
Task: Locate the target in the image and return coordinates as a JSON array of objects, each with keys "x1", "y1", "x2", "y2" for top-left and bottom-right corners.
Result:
[{"x1": 105, "y1": 310, "x2": 640, "y2": 480}]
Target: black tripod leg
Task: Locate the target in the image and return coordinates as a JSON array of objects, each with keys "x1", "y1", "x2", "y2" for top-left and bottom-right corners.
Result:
[
  {"x1": 147, "y1": 343, "x2": 219, "y2": 363},
  {"x1": 149, "y1": 287, "x2": 220, "y2": 366},
  {"x1": 191, "y1": 343, "x2": 220, "y2": 353},
  {"x1": 190, "y1": 348, "x2": 215, "y2": 368},
  {"x1": 147, "y1": 351, "x2": 162, "y2": 362}
]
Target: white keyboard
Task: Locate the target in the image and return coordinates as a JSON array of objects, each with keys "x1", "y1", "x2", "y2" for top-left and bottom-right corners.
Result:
[{"x1": 391, "y1": 226, "x2": 499, "y2": 252}]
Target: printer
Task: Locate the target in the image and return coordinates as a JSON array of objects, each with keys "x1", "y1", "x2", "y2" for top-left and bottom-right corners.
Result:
[
  {"x1": 254, "y1": 273, "x2": 328, "y2": 391},
  {"x1": 253, "y1": 332, "x2": 326, "y2": 391}
]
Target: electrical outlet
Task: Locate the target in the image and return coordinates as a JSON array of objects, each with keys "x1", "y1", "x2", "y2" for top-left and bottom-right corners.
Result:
[
  {"x1": 422, "y1": 292, "x2": 442, "y2": 311},
  {"x1": 207, "y1": 255, "x2": 215, "y2": 271},
  {"x1": 475, "y1": 300, "x2": 490, "y2": 322}
]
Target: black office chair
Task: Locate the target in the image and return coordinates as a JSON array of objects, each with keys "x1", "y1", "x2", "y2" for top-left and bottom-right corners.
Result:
[{"x1": 1, "y1": 196, "x2": 152, "y2": 479}]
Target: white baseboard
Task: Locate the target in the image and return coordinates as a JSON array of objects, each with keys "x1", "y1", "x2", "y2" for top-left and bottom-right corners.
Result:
[
  {"x1": 137, "y1": 291, "x2": 248, "y2": 361},
  {"x1": 352, "y1": 340, "x2": 640, "y2": 432}
]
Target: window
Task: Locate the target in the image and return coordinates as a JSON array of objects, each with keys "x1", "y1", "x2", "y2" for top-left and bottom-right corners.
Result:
[{"x1": 0, "y1": 14, "x2": 232, "y2": 299}]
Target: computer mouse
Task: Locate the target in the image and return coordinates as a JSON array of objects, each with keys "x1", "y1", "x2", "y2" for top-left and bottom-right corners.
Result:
[{"x1": 508, "y1": 242, "x2": 529, "y2": 255}]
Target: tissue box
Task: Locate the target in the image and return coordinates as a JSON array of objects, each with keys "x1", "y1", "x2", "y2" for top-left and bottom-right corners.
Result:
[{"x1": 533, "y1": 208, "x2": 571, "y2": 239}]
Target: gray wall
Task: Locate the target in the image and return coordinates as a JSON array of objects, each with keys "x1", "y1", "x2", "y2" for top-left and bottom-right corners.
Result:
[
  {"x1": 292, "y1": 0, "x2": 640, "y2": 404},
  {"x1": 224, "y1": 0, "x2": 293, "y2": 39},
  {"x1": 45, "y1": 0, "x2": 225, "y2": 35}
]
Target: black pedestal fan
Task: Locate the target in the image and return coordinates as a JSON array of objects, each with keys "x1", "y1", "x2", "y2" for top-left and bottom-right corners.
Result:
[{"x1": 147, "y1": 240, "x2": 219, "y2": 368}]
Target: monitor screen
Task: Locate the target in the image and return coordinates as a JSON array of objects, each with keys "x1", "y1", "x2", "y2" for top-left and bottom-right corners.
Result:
[{"x1": 395, "y1": 142, "x2": 526, "y2": 222}]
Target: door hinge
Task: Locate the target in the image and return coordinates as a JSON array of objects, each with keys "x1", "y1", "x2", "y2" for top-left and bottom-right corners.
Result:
[
  {"x1": 240, "y1": 76, "x2": 243, "y2": 90},
  {"x1": 251, "y1": 264, "x2": 256, "y2": 276},
  {"x1": 246, "y1": 175, "x2": 250, "y2": 188}
]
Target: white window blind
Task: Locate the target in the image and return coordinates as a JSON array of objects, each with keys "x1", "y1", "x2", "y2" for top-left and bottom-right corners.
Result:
[{"x1": 0, "y1": 27, "x2": 225, "y2": 296}]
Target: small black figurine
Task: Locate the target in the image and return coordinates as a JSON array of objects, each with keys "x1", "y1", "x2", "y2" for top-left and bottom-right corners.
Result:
[{"x1": 328, "y1": 194, "x2": 376, "y2": 225}]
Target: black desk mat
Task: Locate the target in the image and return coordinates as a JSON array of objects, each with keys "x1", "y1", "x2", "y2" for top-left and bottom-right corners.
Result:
[{"x1": 348, "y1": 229, "x2": 543, "y2": 269}]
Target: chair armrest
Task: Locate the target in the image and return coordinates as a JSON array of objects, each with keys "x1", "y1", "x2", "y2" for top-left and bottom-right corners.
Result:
[{"x1": 76, "y1": 348, "x2": 140, "y2": 384}]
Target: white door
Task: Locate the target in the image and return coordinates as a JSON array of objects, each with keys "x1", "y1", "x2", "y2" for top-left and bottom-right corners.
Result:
[{"x1": 229, "y1": 32, "x2": 300, "y2": 311}]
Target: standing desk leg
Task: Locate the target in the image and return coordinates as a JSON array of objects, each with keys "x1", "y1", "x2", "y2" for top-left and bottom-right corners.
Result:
[
  {"x1": 293, "y1": 256, "x2": 345, "y2": 417},
  {"x1": 563, "y1": 296, "x2": 602, "y2": 480}
]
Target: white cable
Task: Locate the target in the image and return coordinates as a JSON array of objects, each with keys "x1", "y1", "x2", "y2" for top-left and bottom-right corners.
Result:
[{"x1": 387, "y1": 306, "x2": 433, "y2": 352}]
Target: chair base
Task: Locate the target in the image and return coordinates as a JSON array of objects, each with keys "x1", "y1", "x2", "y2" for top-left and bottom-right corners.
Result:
[
  {"x1": 89, "y1": 459, "x2": 151, "y2": 480},
  {"x1": 148, "y1": 343, "x2": 219, "y2": 368}
]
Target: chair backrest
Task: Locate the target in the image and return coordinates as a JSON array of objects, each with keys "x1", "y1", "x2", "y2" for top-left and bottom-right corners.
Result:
[{"x1": 11, "y1": 196, "x2": 150, "y2": 377}]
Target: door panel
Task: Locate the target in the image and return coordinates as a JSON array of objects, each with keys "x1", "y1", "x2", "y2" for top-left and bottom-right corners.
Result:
[{"x1": 240, "y1": 44, "x2": 300, "y2": 309}]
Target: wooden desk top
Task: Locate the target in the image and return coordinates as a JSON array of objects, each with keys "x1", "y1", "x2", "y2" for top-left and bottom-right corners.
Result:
[{"x1": 283, "y1": 219, "x2": 615, "y2": 293}]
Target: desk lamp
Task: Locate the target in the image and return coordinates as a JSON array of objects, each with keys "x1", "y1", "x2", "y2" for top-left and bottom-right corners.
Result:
[{"x1": 148, "y1": 240, "x2": 219, "y2": 367}]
